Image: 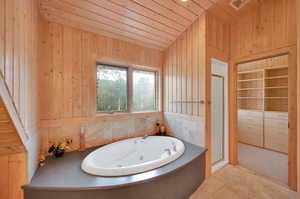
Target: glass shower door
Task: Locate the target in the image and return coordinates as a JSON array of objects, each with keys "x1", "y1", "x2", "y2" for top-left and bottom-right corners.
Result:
[{"x1": 211, "y1": 75, "x2": 224, "y2": 165}]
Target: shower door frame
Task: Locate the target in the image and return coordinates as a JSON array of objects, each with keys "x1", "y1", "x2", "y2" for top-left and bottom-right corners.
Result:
[{"x1": 211, "y1": 74, "x2": 225, "y2": 166}]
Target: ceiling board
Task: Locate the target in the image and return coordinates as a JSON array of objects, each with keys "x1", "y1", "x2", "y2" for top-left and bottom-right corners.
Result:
[
  {"x1": 40, "y1": 0, "x2": 220, "y2": 51},
  {"x1": 213, "y1": 0, "x2": 257, "y2": 18}
]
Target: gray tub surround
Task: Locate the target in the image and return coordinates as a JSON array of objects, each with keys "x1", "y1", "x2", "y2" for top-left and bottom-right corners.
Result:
[
  {"x1": 164, "y1": 113, "x2": 205, "y2": 147},
  {"x1": 22, "y1": 141, "x2": 207, "y2": 199}
]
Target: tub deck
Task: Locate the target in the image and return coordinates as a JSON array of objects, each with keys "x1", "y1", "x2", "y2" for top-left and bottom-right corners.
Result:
[{"x1": 23, "y1": 140, "x2": 207, "y2": 199}]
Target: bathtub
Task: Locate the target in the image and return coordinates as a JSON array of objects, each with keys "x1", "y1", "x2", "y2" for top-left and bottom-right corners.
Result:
[{"x1": 81, "y1": 136, "x2": 185, "y2": 176}]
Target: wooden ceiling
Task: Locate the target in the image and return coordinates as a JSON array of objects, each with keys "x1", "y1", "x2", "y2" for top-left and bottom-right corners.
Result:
[
  {"x1": 0, "y1": 98, "x2": 25, "y2": 156},
  {"x1": 39, "y1": 0, "x2": 221, "y2": 51}
]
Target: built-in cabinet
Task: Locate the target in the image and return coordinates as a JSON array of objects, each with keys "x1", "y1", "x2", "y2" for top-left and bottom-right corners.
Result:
[{"x1": 237, "y1": 55, "x2": 289, "y2": 154}]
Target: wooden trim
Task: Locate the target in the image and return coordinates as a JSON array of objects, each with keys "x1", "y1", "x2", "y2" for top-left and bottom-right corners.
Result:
[
  {"x1": 287, "y1": 46, "x2": 297, "y2": 190},
  {"x1": 238, "y1": 141, "x2": 288, "y2": 155},
  {"x1": 229, "y1": 61, "x2": 238, "y2": 165},
  {"x1": 297, "y1": 0, "x2": 300, "y2": 193}
]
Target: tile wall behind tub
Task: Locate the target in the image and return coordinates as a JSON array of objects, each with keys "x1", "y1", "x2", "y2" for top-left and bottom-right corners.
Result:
[
  {"x1": 164, "y1": 113, "x2": 205, "y2": 147},
  {"x1": 85, "y1": 116, "x2": 160, "y2": 148},
  {"x1": 40, "y1": 114, "x2": 162, "y2": 155}
]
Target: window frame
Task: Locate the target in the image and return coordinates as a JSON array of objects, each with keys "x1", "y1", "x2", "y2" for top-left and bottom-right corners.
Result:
[
  {"x1": 96, "y1": 62, "x2": 160, "y2": 115},
  {"x1": 132, "y1": 68, "x2": 158, "y2": 113},
  {"x1": 96, "y1": 64, "x2": 129, "y2": 113}
]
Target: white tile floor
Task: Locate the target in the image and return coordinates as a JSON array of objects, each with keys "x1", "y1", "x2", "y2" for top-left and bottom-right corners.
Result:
[{"x1": 189, "y1": 165, "x2": 297, "y2": 199}]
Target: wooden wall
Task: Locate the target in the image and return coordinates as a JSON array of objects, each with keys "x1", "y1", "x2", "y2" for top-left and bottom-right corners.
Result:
[
  {"x1": 163, "y1": 11, "x2": 230, "y2": 115},
  {"x1": 0, "y1": 98, "x2": 25, "y2": 155},
  {"x1": 163, "y1": 15, "x2": 206, "y2": 116},
  {"x1": 0, "y1": 153, "x2": 27, "y2": 199},
  {"x1": 0, "y1": 0, "x2": 39, "y2": 188},
  {"x1": 205, "y1": 11, "x2": 231, "y2": 176},
  {"x1": 0, "y1": 0, "x2": 39, "y2": 134},
  {"x1": 229, "y1": 0, "x2": 298, "y2": 190},
  {"x1": 38, "y1": 19, "x2": 163, "y2": 153},
  {"x1": 297, "y1": 0, "x2": 300, "y2": 194},
  {"x1": 163, "y1": 11, "x2": 231, "y2": 176},
  {"x1": 231, "y1": 0, "x2": 297, "y2": 59}
]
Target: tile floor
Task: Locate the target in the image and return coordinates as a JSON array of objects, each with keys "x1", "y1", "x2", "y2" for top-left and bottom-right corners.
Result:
[{"x1": 189, "y1": 165, "x2": 297, "y2": 199}]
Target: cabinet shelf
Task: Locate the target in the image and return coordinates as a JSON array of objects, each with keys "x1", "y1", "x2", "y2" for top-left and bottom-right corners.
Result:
[
  {"x1": 264, "y1": 97, "x2": 288, "y2": 99},
  {"x1": 238, "y1": 88, "x2": 263, "y2": 91},
  {"x1": 237, "y1": 97, "x2": 264, "y2": 99},
  {"x1": 237, "y1": 55, "x2": 289, "y2": 154},
  {"x1": 264, "y1": 75, "x2": 288, "y2": 80},
  {"x1": 264, "y1": 86, "x2": 288, "y2": 89},
  {"x1": 238, "y1": 69, "x2": 264, "y2": 74},
  {"x1": 237, "y1": 78, "x2": 263, "y2": 82}
]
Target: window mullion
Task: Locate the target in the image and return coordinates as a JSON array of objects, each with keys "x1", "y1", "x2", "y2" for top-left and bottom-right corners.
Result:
[{"x1": 128, "y1": 66, "x2": 133, "y2": 113}]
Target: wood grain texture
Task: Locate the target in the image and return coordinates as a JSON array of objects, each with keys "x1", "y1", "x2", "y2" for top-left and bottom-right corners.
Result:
[
  {"x1": 264, "y1": 112, "x2": 288, "y2": 154},
  {"x1": 237, "y1": 110, "x2": 264, "y2": 147},
  {"x1": 229, "y1": 0, "x2": 297, "y2": 190},
  {"x1": 39, "y1": 19, "x2": 164, "y2": 154},
  {"x1": 0, "y1": 97, "x2": 25, "y2": 155},
  {"x1": 205, "y1": 11, "x2": 231, "y2": 176},
  {"x1": 296, "y1": 1, "x2": 300, "y2": 194},
  {"x1": 0, "y1": 0, "x2": 40, "y2": 189},
  {"x1": 230, "y1": 0, "x2": 297, "y2": 59},
  {"x1": 39, "y1": 20, "x2": 163, "y2": 120},
  {"x1": 0, "y1": 0, "x2": 39, "y2": 140},
  {"x1": 231, "y1": 46, "x2": 297, "y2": 190},
  {"x1": 163, "y1": 11, "x2": 230, "y2": 177},
  {"x1": 163, "y1": 16, "x2": 206, "y2": 116},
  {"x1": 38, "y1": 0, "x2": 221, "y2": 51},
  {"x1": 0, "y1": 152, "x2": 28, "y2": 199},
  {"x1": 297, "y1": 0, "x2": 300, "y2": 194}
]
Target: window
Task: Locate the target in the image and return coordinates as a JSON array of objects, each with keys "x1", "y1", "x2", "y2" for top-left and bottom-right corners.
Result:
[
  {"x1": 133, "y1": 70, "x2": 156, "y2": 112},
  {"x1": 96, "y1": 64, "x2": 158, "y2": 113},
  {"x1": 96, "y1": 65, "x2": 128, "y2": 112}
]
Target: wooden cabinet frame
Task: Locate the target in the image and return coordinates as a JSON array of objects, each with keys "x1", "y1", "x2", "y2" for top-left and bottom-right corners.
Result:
[{"x1": 229, "y1": 46, "x2": 297, "y2": 190}]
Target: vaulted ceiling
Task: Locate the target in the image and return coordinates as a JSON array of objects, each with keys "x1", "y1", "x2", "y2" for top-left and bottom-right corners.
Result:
[{"x1": 39, "y1": 0, "x2": 222, "y2": 51}]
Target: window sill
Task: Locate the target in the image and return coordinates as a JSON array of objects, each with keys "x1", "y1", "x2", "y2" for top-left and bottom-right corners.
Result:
[{"x1": 95, "y1": 111, "x2": 162, "y2": 119}]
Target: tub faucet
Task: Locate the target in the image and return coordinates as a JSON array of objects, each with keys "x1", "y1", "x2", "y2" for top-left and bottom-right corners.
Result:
[
  {"x1": 172, "y1": 142, "x2": 177, "y2": 152},
  {"x1": 164, "y1": 148, "x2": 171, "y2": 156},
  {"x1": 142, "y1": 135, "x2": 148, "y2": 140}
]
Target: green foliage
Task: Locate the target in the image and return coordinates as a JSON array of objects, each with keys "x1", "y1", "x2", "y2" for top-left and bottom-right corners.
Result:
[
  {"x1": 96, "y1": 65, "x2": 156, "y2": 113},
  {"x1": 96, "y1": 66, "x2": 127, "y2": 112},
  {"x1": 133, "y1": 71, "x2": 156, "y2": 111}
]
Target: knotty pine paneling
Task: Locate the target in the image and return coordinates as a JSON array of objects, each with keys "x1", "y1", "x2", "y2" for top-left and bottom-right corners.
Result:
[
  {"x1": 207, "y1": 11, "x2": 230, "y2": 60},
  {"x1": 164, "y1": 15, "x2": 206, "y2": 117},
  {"x1": 297, "y1": 0, "x2": 300, "y2": 192},
  {"x1": 231, "y1": 0, "x2": 297, "y2": 58},
  {"x1": 0, "y1": 97, "x2": 25, "y2": 155},
  {"x1": 39, "y1": 0, "x2": 219, "y2": 50},
  {"x1": 163, "y1": 12, "x2": 230, "y2": 116},
  {"x1": 0, "y1": 0, "x2": 39, "y2": 131},
  {"x1": 163, "y1": 12, "x2": 231, "y2": 177},
  {"x1": 39, "y1": 20, "x2": 163, "y2": 153},
  {"x1": 0, "y1": 0, "x2": 40, "y2": 182},
  {"x1": 39, "y1": 20, "x2": 163, "y2": 121},
  {"x1": 0, "y1": 152, "x2": 28, "y2": 199},
  {"x1": 205, "y1": 11, "x2": 231, "y2": 177}
]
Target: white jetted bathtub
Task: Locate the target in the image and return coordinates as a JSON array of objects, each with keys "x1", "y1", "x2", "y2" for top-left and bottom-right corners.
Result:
[{"x1": 81, "y1": 136, "x2": 185, "y2": 177}]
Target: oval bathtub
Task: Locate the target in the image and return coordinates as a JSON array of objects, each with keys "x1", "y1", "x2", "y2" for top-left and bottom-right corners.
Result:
[{"x1": 81, "y1": 136, "x2": 185, "y2": 176}]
